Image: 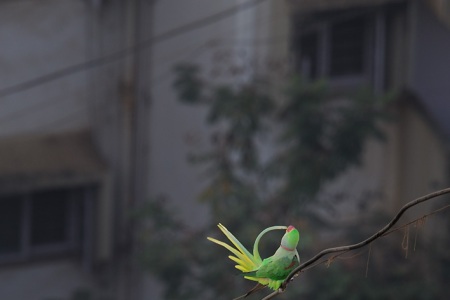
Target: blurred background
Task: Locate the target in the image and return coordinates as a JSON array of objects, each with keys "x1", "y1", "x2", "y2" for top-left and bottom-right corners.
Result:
[{"x1": 1, "y1": 0, "x2": 450, "y2": 299}]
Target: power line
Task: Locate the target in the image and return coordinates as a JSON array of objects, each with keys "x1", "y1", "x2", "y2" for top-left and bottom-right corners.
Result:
[
  {"x1": 0, "y1": 0, "x2": 269, "y2": 99},
  {"x1": 0, "y1": 40, "x2": 210, "y2": 124},
  {"x1": 0, "y1": 34, "x2": 288, "y2": 125},
  {"x1": 0, "y1": 32, "x2": 286, "y2": 125}
]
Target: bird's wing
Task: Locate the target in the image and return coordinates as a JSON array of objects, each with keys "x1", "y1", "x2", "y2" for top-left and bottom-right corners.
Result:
[{"x1": 254, "y1": 256, "x2": 299, "y2": 280}]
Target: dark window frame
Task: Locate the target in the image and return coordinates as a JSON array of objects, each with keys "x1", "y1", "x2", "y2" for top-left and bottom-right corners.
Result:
[
  {"x1": 329, "y1": 16, "x2": 371, "y2": 77},
  {"x1": 295, "y1": 9, "x2": 386, "y2": 91},
  {"x1": 0, "y1": 186, "x2": 93, "y2": 264}
]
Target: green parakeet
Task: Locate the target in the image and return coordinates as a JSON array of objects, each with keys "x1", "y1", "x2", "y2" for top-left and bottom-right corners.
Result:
[{"x1": 207, "y1": 223, "x2": 300, "y2": 296}]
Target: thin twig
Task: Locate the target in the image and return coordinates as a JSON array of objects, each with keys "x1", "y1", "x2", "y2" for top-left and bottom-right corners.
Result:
[
  {"x1": 261, "y1": 187, "x2": 450, "y2": 300},
  {"x1": 381, "y1": 204, "x2": 450, "y2": 237},
  {"x1": 365, "y1": 243, "x2": 372, "y2": 278}
]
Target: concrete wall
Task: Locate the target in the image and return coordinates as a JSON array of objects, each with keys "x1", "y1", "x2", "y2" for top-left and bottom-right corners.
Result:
[
  {"x1": 384, "y1": 0, "x2": 450, "y2": 209},
  {"x1": 366, "y1": 0, "x2": 450, "y2": 212},
  {"x1": 409, "y1": 0, "x2": 450, "y2": 138},
  {"x1": 148, "y1": 0, "x2": 283, "y2": 229},
  {"x1": 289, "y1": 1, "x2": 449, "y2": 221},
  {"x1": 0, "y1": 0, "x2": 152, "y2": 298},
  {"x1": 0, "y1": 2, "x2": 97, "y2": 300},
  {"x1": 0, "y1": 0, "x2": 89, "y2": 137},
  {"x1": 143, "y1": 1, "x2": 289, "y2": 298},
  {"x1": 0, "y1": 260, "x2": 97, "y2": 300},
  {"x1": 147, "y1": 0, "x2": 450, "y2": 231},
  {"x1": 382, "y1": 102, "x2": 448, "y2": 212}
]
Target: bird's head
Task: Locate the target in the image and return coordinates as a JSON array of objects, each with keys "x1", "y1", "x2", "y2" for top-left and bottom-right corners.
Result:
[{"x1": 280, "y1": 225, "x2": 299, "y2": 251}]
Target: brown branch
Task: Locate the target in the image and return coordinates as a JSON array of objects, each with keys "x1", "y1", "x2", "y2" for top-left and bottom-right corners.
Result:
[{"x1": 261, "y1": 187, "x2": 450, "y2": 300}]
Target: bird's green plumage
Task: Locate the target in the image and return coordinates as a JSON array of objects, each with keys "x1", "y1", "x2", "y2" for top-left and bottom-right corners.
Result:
[
  {"x1": 208, "y1": 224, "x2": 300, "y2": 293},
  {"x1": 254, "y1": 256, "x2": 299, "y2": 280}
]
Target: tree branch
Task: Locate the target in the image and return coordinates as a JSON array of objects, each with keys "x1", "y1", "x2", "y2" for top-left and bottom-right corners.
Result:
[{"x1": 261, "y1": 187, "x2": 450, "y2": 300}]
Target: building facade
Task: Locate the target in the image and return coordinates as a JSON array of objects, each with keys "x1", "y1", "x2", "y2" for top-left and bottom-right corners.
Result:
[{"x1": 0, "y1": 0, "x2": 449, "y2": 299}]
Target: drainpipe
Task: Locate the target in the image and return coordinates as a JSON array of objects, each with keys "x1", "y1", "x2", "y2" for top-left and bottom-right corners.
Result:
[
  {"x1": 121, "y1": 0, "x2": 154, "y2": 299},
  {"x1": 118, "y1": 0, "x2": 138, "y2": 299}
]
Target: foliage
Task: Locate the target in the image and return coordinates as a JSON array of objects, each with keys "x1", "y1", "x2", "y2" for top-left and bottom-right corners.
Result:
[
  {"x1": 271, "y1": 77, "x2": 386, "y2": 203},
  {"x1": 138, "y1": 62, "x2": 448, "y2": 300}
]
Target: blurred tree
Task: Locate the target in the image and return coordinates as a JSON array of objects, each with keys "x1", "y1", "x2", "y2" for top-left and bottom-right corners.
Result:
[{"x1": 137, "y1": 63, "x2": 448, "y2": 299}]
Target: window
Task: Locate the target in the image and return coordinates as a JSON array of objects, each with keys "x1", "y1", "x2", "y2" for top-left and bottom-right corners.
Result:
[
  {"x1": 31, "y1": 190, "x2": 69, "y2": 247},
  {"x1": 299, "y1": 32, "x2": 319, "y2": 79},
  {"x1": 295, "y1": 12, "x2": 385, "y2": 88},
  {"x1": 0, "y1": 187, "x2": 92, "y2": 262},
  {"x1": 329, "y1": 17, "x2": 367, "y2": 77},
  {"x1": 0, "y1": 196, "x2": 22, "y2": 255}
]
